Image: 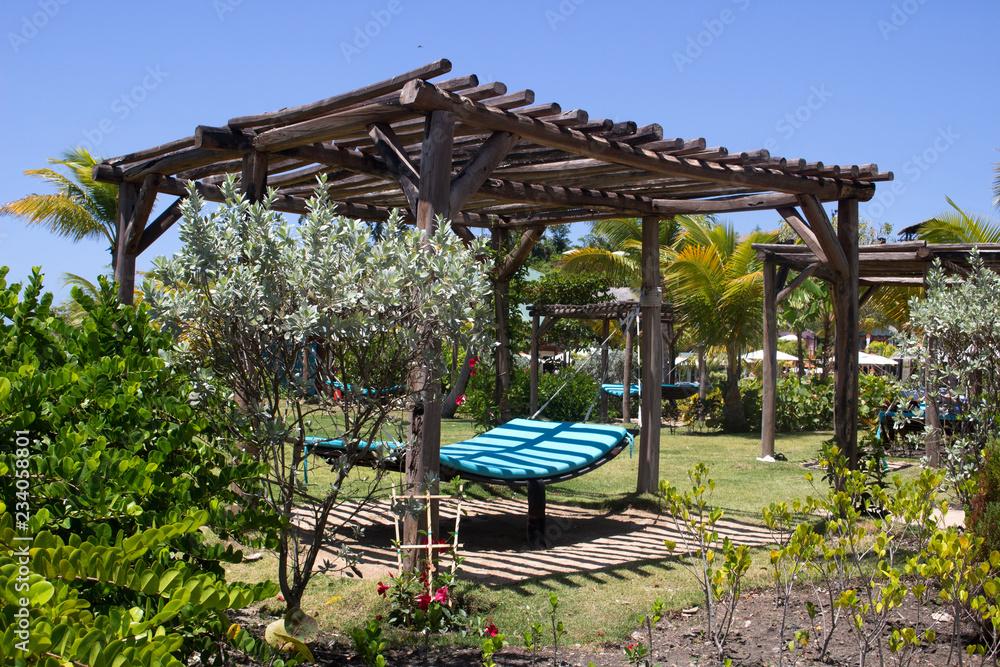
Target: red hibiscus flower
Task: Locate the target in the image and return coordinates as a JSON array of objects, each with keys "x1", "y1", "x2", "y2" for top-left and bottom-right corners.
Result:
[
  {"x1": 376, "y1": 581, "x2": 389, "y2": 597},
  {"x1": 456, "y1": 394, "x2": 466, "y2": 405},
  {"x1": 484, "y1": 619, "x2": 499, "y2": 637},
  {"x1": 433, "y1": 586, "x2": 448, "y2": 603},
  {"x1": 416, "y1": 593, "x2": 431, "y2": 611}
]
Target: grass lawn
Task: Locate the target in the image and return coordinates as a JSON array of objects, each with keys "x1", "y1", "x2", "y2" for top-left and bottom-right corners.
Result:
[{"x1": 226, "y1": 418, "x2": 925, "y2": 648}]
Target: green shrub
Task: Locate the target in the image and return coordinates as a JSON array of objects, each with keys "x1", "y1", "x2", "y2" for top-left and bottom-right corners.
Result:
[
  {"x1": 970, "y1": 438, "x2": 1000, "y2": 559},
  {"x1": 0, "y1": 268, "x2": 284, "y2": 664},
  {"x1": 464, "y1": 360, "x2": 602, "y2": 430}
]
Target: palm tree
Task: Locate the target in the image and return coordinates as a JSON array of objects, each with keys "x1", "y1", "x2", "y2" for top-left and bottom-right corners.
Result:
[
  {"x1": 560, "y1": 217, "x2": 686, "y2": 284},
  {"x1": 667, "y1": 217, "x2": 775, "y2": 432},
  {"x1": 916, "y1": 197, "x2": 1000, "y2": 244},
  {"x1": 0, "y1": 147, "x2": 118, "y2": 259}
]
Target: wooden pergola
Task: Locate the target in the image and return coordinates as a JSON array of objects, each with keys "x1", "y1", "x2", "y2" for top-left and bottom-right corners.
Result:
[
  {"x1": 526, "y1": 301, "x2": 679, "y2": 425},
  {"x1": 754, "y1": 240, "x2": 1000, "y2": 468},
  {"x1": 92, "y1": 59, "x2": 888, "y2": 549}
]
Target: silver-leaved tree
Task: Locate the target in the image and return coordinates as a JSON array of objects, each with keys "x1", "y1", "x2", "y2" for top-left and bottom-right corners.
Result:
[
  {"x1": 144, "y1": 176, "x2": 492, "y2": 610},
  {"x1": 897, "y1": 251, "x2": 1000, "y2": 506}
]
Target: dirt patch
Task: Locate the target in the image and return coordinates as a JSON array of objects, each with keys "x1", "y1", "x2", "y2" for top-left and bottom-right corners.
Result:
[{"x1": 232, "y1": 582, "x2": 992, "y2": 666}]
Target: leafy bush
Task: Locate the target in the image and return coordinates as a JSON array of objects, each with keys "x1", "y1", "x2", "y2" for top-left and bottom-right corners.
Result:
[
  {"x1": 970, "y1": 438, "x2": 1000, "y2": 560},
  {"x1": 464, "y1": 360, "x2": 602, "y2": 430},
  {"x1": 0, "y1": 268, "x2": 283, "y2": 664}
]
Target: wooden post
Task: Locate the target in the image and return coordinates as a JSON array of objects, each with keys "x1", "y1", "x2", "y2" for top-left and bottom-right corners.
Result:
[
  {"x1": 404, "y1": 110, "x2": 453, "y2": 570},
  {"x1": 600, "y1": 318, "x2": 609, "y2": 421},
  {"x1": 114, "y1": 182, "x2": 139, "y2": 304},
  {"x1": 623, "y1": 322, "x2": 634, "y2": 423},
  {"x1": 698, "y1": 348, "x2": 707, "y2": 401},
  {"x1": 761, "y1": 261, "x2": 777, "y2": 458},
  {"x1": 493, "y1": 227, "x2": 513, "y2": 424},
  {"x1": 241, "y1": 151, "x2": 268, "y2": 203},
  {"x1": 923, "y1": 264, "x2": 942, "y2": 466},
  {"x1": 526, "y1": 479, "x2": 546, "y2": 549},
  {"x1": 834, "y1": 199, "x2": 860, "y2": 470},
  {"x1": 530, "y1": 313, "x2": 540, "y2": 416},
  {"x1": 664, "y1": 320, "x2": 677, "y2": 385},
  {"x1": 636, "y1": 216, "x2": 663, "y2": 494}
]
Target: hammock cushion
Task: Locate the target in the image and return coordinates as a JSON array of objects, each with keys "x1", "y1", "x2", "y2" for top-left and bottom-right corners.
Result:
[
  {"x1": 439, "y1": 418, "x2": 630, "y2": 481},
  {"x1": 601, "y1": 383, "x2": 699, "y2": 399},
  {"x1": 305, "y1": 418, "x2": 631, "y2": 482}
]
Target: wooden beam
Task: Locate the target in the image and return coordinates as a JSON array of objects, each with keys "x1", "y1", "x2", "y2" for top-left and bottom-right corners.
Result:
[
  {"x1": 600, "y1": 319, "x2": 610, "y2": 421},
  {"x1": 195, "y1": 125, "x2": 256, "y2": 152},
  {"x1": 253, "y1": 100, "x2": 419, "y2": 152},
  {"x1": 776, "y1": 263, "x2": 818, "y2": 304},
  {"x1": 636, "y1": 215, "x2": 663, "y2": 495},
  {"x1": 761, "y1": 261, "x2": 777, "y2": 459},
  {"x1": 114, "y1": 182, "x2": 139, "y2": 305},
  {"x1": 228, "y1": 59, "x2": 452, "y2": 128},
  {"x1": 797, "y1": 194, "x2": 850, "y2": 280},
  {"x1": 135, "y1": 198, "x2": 183, "y2": 256},
  {"x1": 402, "y1": 81, "x2": 876, "y2": 200},
  {"x1": 368, "y1": 122, "x2": 420, "y2": 213},
  {"x1": 416, "y1": 110, "x2": 454, "y2": 232},
  {"x1": 834, "y1": 198, "x2": 860, "y2": 470},
  {"x1": 124, "y1": 174, "x2": 161, "y2": 254},
  {"x1": 858, "y1": 285, "x2": 879, "y2": 308},
  {"x1": 449, "y1": 131, "x2": 521, "y2": 213},
  {"x1": 122, "y1": 147, "x2": 234, "y2": 182},
  {"x1": 531, "y1": 314, "x2": 540, "y2": 416},
  {"x1": 241, "y1": 151, "x2": 268, "y2": 203},
  {"x1": 495, "y1": 226, "x2": 544, "y2": 281},
  {"x1": 777, "y1": 206, "x2": 828, "y2": 266},
  {"x1": 108, "y1": 136, "x2": 195, "y2": 165}
]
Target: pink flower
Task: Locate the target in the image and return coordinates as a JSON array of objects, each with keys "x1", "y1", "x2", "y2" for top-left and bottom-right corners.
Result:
[
  {"x1": 433, "y1": 586, "x2": 448, "y2": 603},
  {"x1": 376, "y1": 581, "x2": 389, "y2": 597},
  {"x1": 456, "y1": 394, "x2": 466, "y2": 406},
  {"x1": 416, "y1": 593, "x2": 431, "y2": 611},
  {"x1": 626, "y1": 643, "x2": 639, "y2": 651},
  {"x1": 469, "y1": 357, "x2": 479, "y2": 367},
  {"x1": 484, "y1": 619, "x2": 499, "y2": 637}
]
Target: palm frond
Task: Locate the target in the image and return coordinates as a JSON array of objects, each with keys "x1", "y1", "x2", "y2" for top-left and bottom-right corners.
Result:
[{"x1": 918, "y1": 197, "x2": 1000, "y2": 244}]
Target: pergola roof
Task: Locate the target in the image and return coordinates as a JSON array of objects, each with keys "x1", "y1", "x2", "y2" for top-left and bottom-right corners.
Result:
[
  {"x1": 92, "y1": 58, "x2": 891, "y2": 252},
  {"x1": 753, "y1": 240, "x2": 1000, "y2": 286}
]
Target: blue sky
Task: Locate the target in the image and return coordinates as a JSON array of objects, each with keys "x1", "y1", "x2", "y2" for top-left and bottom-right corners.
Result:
[{"x1": 2, "y1": 1, "x2": 998, "y2": 301}]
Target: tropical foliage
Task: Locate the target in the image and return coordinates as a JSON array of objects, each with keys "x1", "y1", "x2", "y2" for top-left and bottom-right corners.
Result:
[
  {"x1": 144, "y1": 176, "x2": 493, "y2": 609},
  {"x1": 0, "y1": 267, "x2": 284, "y2": 665},
  {"x1": 667, "y1": 218, "x2": 775, "y2": 431},
  {"x1": 0, "y1": 148, "x2": 118, "y2": 255}
]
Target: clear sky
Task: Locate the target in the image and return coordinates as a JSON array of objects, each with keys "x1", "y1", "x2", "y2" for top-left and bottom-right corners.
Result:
[{"x1": 1, "y1": 1, "x2": 997, "y2": 301}]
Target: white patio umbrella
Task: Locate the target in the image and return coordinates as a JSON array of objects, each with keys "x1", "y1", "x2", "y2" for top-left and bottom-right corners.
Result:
[
  {"x1": 742, "y1": 349, "x2": 798, "y2": 362},
  {"x1": 858, "y1": 351, "x2": 897, "y2": 366},
  {"x1": 778, "y1": 333, "x2": 799, "y2": 342}
]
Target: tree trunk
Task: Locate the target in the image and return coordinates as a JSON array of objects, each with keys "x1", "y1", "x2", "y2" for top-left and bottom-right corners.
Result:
[
  {"x1": 722, "y1": 345, "x2": 749, "y2": 432},
  {"x1": 796, "y1": 334, "x2": 805, "y2": 379},
  {"x1": 441, "y1": 349, "x2": 475, "y2": 418}
]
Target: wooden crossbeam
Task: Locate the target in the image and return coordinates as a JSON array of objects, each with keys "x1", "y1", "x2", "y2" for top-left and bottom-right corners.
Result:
[
  {"x1": 122, "y1": 147, "x2": 233, "y2": 182},
  {"x1": 228, "y1": 59, "x2": 452, "y2": 129},
  {"x1": 124, "y1": 174, "x2": 161, "y2": 254},
  {"x1": 400, "y1": 79, "x2": 876, "y2": 202},
  {"x1": 776, "y1": 263, "x2": 818, "y2": 304},
  {"x1": 796, "y1": 194, "x2": 849, "y2": 280},
  {"x1": 253, "y1": 100, "x2": 419, "y2": 152},
  {"x1": 777, "y1": 206, "x2": 828, "y2": 266},
  {"x1": 449, "y1": 131, "x2": 521, "y2": 212},
  {"x1": 135, "y1": 198, "x2": 184, "y2": 256},
  {"x1": 368, "y1": 123, "x2": 420, "y2": 212},
  {"x1": 495, "y1": 226, "x2": 545, "y2": 281}
]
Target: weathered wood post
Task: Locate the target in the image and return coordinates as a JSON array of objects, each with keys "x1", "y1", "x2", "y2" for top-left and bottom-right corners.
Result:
[
  {"x1": 403, "y1": 109, "x2": 453, "y2": 570},
  {"x1": 834, "y1": 198, "x2": 860, "y2": 470},
  {"x1": 530, "y1": 313, "x2": 540, "y2": 416},
  {"x1": 922, "y1": 264, "x2": 942, "y2": 466},
  {"x1": 114, "y1": 182, "x2": 139, "y2": 304},
  {"x1": 492, "y1": 227, "x2": 513, "y2": 425},
  {"x1": 761, "y1": 261, "x2": 777, "y2": 458},
  {"x1": 636, "y1": 216, "x2": 663, "y2": 494},
  {"x1": 600, "y1": 318, "x2": 610, "y2": 421},
  {"x1": 623, "y1": 321, "x2": 634, "y2": 423}
]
